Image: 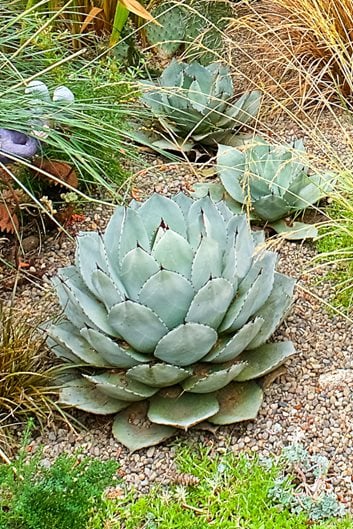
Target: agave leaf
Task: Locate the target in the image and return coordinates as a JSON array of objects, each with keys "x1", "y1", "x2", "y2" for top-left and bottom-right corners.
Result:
[
  {"x1": 191, "y1": 182, "x2": 226, "y2": 202},
  {"x1": 224, "y1": 90, "x2": 262, "y2": 126},
  {"x1": 172, "y1": 192, "x2": 193, "y2": 218},
  {"x1": 108, "y1": 301, "x2": 168, "y2": 353},
  {"x1": 219, "y1": 251, "x2": 276, "y2": 332},
  {"x1": 224, "y1": 196, "x2": 246, "y2": 215},
  {"x1": 127, "y1": 363, "x2": 191, "y2": 387},
  {"x1": 80, "y1": 328, "x2": 150, "y2": 368},
  {"x1": 185, "y1": 62, "x2": 213, "y2": 95},
  {"x1": 205, "y1": 317, "x2": 264, "y2": 362},
  {"x1": 104, "y1": 206, "x2": 125, "y2": 262},
  {"x1": 60, "y1": 378, "x2": 128, "y2": 414},
  {"x1": 57, "y1": 268, "x2": 120, "y2": 337},
  {"x1": 141, "y1": 87, "x2": 164, "y2": 113},
  {"x1": 182, "y1": 362, "x2": 247, "y2": 393},
  {"x1": 186, "y1": 278, "x2": 234, "y2": 329},
  {"x1": 159, "y1": 58, "x2": 185, "y2": 86},
  {"x1": 91, "y1": 269, "x2": 124, "y2": 310},
  {"x1": 131, "y1": 128, "x2": 180, "y2": 153},
  {"x1": 209, "y1": 381, "x2": 263, "y2": 424},
  {"x1": 287, "y1": 172, "x2": 333, "y2": 209},
  {"x1": 253, "y1": 195, "x2": 292, "y2": 222},
  {"x1": 191, "y1": 237, "x2": 222, "y2": 290},
  {"x1": 112, "y1": 402, "x2": 177, "y2": 451},
  {"x1": 119, "y1": 208, "x2": 151, "y2": 262},
  {"x1": 46, "y1": 337, "x2": 79, "y2": 363},
  {"x1": 152, "y1": 230, "x2": 193, "y2": 279},
  {"x1": 138, "y1": 270, "x2": 194, "y2": 329},
  {"x1": 228, "y1": 215, "x2": 254, "y2": 281},
  {"x1": 216, "y1": 199, "x2": 237, "y2": 223},
  {"x1": 48, "y1": 321, "x2": 107, "y2": 367},
  {"x1": 139, "y1": 194, "x2": 187, "y2": 243},
  {"x1": 269, "y1": 219, "x2": 318, "y2": 240},
  {"x1": 235, "y1": 341, "x2": 295, "y2": 381},
  {"x1": 75, "y1": 232, "x2": 109, "y2": 295},
  {"x1": 247, "y1": 273, "x2": 295, "y2": 350},
  {"x1": 154, "y1": 323, "x2": 217, "y2": 366},
  {"x1": 222, "y1": 231, "x2": 237, "y2": 288},
  {"x1": 188, "y1": 197, "x2": 227, "y2": 251},
  {"x1": 212, "y1": 64, "x2": 233, "y2": 99},
  {"x1": 52, "y1": 274, "x2": 89, "y2": 330},
  {"x1": 217, "y1": 144, "x2": 246, "y2": 203},
  {"x1": 148, "y1": 391, "x2": 219, "y2": 429},
  {"x1": 83, "y1": 372, "x2": 158, "y2": 401},
  {"x1": 252, "y1": 230, "x2": 266, "y2": 246},
  {"x1": 188, "y1": 80, "x2": 210, "y2": 113},
  {"x1": 120, "y1": 247, "x2": 160, "y2": 300}
]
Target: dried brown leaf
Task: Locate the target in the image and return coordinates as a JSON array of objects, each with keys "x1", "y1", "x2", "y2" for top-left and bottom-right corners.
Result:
[
  {"x1": 0, "y1": 203, "x2": 19, "y2": 234},
  {"x1": 33, "y1": 160, "x2": 78, "y2": 189},
  {"x1": 81, "y1": 7, "x2": 104, "y2": 33}
]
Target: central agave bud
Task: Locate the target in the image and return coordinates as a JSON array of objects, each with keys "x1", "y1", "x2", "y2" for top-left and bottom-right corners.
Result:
[{"x1": 47, "y1": 193, "x2": 296, "y2": 450}]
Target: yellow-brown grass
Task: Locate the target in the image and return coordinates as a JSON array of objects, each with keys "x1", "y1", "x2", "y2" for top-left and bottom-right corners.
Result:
[
  {"x1": 0, "y1": 303, "x2": 64, "y2": 435},
  {"x1": 230, "y1": 0, "x2": 353, "y2": 109}
]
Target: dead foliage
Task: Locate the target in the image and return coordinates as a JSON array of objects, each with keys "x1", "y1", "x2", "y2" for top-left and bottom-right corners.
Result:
[
  {"x1": 32, "y1": 159, "x2": 79, "y2": 189},
  {"x1": 230, "y1": 0, "x2": 353, "y2": 110}
]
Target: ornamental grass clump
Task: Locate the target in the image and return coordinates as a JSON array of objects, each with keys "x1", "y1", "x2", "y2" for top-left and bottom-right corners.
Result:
[
  {"x1": 232, "y1": 0, "x2": 353, "y2": 108},
  {"x1": 139, "y1": 60, "x2": 262, "y2": 152},
  {"x1": 47, "y1": 193, "x2": 296, "y2": 450},
  {"x1": 0, "y1": 304, "x2": 60, "y2": 430}
]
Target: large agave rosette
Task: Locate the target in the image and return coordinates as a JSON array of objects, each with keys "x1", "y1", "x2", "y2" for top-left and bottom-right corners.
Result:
[{"x1": 47, "y1": 193, "x2": 296, "y2": 450}]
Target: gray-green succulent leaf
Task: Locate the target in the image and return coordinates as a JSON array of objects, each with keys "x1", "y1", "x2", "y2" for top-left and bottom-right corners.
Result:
[
  {"x1": 216, "y1": 139, "x2": 334, "y2": 238},
  {"x1": 48, "y1": 192, "x2": 296, "y2": 449},
  {"x1": 139, "y1": 60, "x2": 262, "y2": 151}
]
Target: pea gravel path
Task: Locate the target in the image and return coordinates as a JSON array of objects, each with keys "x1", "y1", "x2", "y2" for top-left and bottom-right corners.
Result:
[{"x1": 2, "y1": 159, "x2": 352, "y2": 510}]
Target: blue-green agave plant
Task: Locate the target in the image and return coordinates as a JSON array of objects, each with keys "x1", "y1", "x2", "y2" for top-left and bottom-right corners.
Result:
[
  {"x1": 194, "y1": 138, "x2": 334, "y2": 239},
  {"x1": 47, "y1": 193, "x2": 296, "y2": 451},
  {"x1": 137, "y1": 60, "x2": 262, "y2": 153}
]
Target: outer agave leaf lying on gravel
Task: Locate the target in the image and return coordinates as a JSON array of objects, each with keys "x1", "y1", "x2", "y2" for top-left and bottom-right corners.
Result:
[
  {"x1": 47, "y1": 192, "x2": 296, "y2": 451},
  {"x1": 194, "y1": 138, "x2": 334, "y2": 239},
  {"x1": 136, "y1": 60, "x2": 262, "y2": 153}
]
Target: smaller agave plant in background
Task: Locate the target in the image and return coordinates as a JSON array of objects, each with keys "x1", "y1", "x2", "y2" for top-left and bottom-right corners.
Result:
[
  {"x1": 194, "y1": 138, "x2": 334, "y2": 239},
  {"x1": 137, "y1": 60, "x2": 262, "y2": 153},
  {"x1": 47, "y1": 192, "x2": 297, "y2": 451}
]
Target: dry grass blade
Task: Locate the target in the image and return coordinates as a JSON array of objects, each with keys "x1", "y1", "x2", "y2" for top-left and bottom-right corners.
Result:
[{"x1": 231, "y1": 0, "x2": 353, "y2": 109}]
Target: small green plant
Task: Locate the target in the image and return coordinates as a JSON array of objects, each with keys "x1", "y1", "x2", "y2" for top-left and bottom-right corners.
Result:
[
  {"x1": 90, "y1": 445, "x2": 351, "y2": 529},
  {"x1": 0, "y1": 432, "x2": 119, "y2": 529},
  {"x1": 138, "y1": 60, "x2": 261, "y2": 153},
  {"x1": 315, "y1": 200, "x2": 353, "y2": 313},
  {"x1": 268, "y1": 443, "x2": 346, "y2": 521},
  {"x1": 47, "y1": 192, "x2": 296, "y2": 450}
]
